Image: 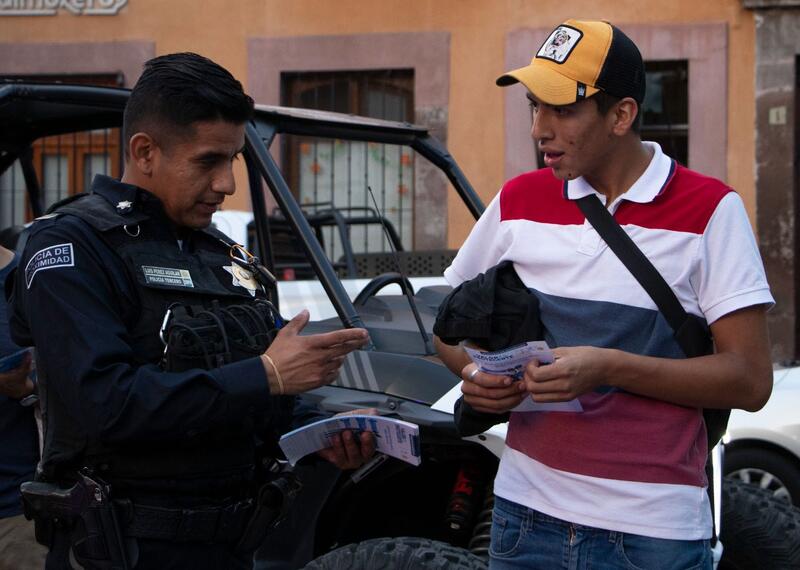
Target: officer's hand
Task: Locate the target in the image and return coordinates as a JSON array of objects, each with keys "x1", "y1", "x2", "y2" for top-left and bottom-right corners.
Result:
[
  {"x1": 460, "y1": 363, "x2": 527, "y2": 414},
  {"x1": 317, "y1": 429, "x2": 377, "y2": 470},
  {"x1": 263, "y1": 310, "x2": 369, "y2": 395},
  {"x1": 0, "y1": 352, "x2": 34, "y2": 400},
  {"x1": 523, "y1": 346, "x2": 609, "y2": 402}
]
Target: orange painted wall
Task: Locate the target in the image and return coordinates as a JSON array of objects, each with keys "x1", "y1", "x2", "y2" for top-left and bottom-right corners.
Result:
[{"x1": 0, "y1": 0, "x2": 756, "y2": 244}]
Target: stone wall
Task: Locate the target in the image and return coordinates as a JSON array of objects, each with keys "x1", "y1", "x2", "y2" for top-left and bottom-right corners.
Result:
[{"x1": 744, "y1": 0, "x2": 800, "y2": 359}]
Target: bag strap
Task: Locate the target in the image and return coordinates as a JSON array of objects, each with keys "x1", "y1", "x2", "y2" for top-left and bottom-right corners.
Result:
[
  {"x1": 576, "y1": 193, "x2": 723, "y2": 546},
  {"x1": 575, "y1": 194, "x2": 690, "y2": 340}
]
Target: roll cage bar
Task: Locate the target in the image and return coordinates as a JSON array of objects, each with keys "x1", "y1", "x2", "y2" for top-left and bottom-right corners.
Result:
[{"x1": 0, "y1": 82, "x2": 485, "y2": 332}]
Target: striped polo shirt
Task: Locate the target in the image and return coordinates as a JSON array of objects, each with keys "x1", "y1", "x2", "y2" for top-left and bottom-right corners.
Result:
[{"x1": 444, "y1": 142, "x2": 773, "y2": 539}]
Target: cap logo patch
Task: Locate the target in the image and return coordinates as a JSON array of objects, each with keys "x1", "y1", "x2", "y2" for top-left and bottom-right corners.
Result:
[{"x1": 537, "y1": 25, "x2": 582, "y2": 64}]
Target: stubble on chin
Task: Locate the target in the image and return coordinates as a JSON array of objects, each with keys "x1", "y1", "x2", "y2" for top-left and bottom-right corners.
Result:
[{"x1": 549, "y1": 167, "x2": 578, "y2": 181}]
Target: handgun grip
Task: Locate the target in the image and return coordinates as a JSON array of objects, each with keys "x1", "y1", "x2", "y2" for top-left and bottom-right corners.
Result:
[{"x1": 20, "y1": 480, "x2": 84, "y2": 520}]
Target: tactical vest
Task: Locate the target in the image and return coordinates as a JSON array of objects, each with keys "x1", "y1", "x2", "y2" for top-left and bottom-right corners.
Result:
[{"x1": 39, "y1": 192, "x2": 287, "y2": 495}]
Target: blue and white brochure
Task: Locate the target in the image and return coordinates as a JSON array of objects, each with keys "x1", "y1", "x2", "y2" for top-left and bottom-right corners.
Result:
[
  {"x1": 279, "y1": 414, "x2": 421, "y2": 466},
  {"x1": 0, "y1": 347, "x2": 31, "y2": 373},
  {"x1": 464, "y1": 342, "x2": 583, "y2": 413}
]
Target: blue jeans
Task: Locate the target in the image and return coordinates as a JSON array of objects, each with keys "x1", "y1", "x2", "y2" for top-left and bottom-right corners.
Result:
[{"x1": 489, "y1": 496, "x2": 712, "y2": 570}]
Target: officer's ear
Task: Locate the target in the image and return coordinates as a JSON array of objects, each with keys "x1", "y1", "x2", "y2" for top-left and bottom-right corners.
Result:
[{"x1": 128, "y1": 132, "x2": 157, "y2": 177}]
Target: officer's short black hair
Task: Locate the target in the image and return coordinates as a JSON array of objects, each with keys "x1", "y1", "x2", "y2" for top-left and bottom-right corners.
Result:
[
  {"x1": 123, "y1": 52, "x2": 254, "y2": 157},
  {"x1": 592, "y1": 91, "x2": 642, "y2": 134}
]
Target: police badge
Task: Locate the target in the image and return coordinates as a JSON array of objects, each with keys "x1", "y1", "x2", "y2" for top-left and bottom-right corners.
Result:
[{"x1": 223, "y1": 264, "x2": 260, "y2": 297}]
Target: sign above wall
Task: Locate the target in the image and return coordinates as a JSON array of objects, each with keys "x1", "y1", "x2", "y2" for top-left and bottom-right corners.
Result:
[{"x1": 0, "y1": 0, "x2": 127, "y2": 16}]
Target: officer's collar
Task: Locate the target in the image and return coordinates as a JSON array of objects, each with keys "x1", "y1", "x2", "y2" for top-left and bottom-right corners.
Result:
[
  {"x1": 90, "y1": 175, "x2": 164, "y2": 217},
  {"x1": 91, "y1": 175, "x2": 226, "y2": 246}
]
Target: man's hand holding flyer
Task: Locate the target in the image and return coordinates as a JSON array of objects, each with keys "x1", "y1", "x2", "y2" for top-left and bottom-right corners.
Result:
[{"x1": 464, "y1": 342, "x2": 583, "y2": 413}]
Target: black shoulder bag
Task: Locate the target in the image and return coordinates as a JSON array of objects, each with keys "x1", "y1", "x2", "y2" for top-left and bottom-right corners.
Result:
[{"x1": 575, "y1": 194, "x2": 729, "y2": 449}]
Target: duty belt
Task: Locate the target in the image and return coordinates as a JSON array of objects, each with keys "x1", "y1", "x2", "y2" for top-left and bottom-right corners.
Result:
[{"x1": 115, "y1": 498, "x2": 254, "y2": 543}]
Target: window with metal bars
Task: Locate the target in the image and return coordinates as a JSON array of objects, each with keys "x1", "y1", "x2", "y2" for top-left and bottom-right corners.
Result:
[
  {"x1": 280, "y1": 70, "x2": 415, "y2": 265},
  {"x1": 641, "y1": 60, "x2": 688, "y2": 166},
  {"x1": 0, "y1": 74, "x2": 123, "y2": 227},
  {"x1": 533, "y1": 61, "x2": 689, "y2": 169}
]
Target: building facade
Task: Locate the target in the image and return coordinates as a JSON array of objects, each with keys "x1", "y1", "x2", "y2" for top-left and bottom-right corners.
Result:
[{"x1": 1, "y1": 0, "x2": 798, "y2": 358}]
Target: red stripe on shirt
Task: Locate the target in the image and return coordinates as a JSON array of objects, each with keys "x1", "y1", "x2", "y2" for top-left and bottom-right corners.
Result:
[
  {"x1": 499, "y1": 165, "x2": 732, "y2": 235},
  {"x1": 500, "y1": 169, "x2": 582, "y2": 225},
  {"x1": 616, "y1": 166, "x2": 733, "y2": 235},
  {"x1": 505, "y1": 391, "x2": 708, "y2": 487}
]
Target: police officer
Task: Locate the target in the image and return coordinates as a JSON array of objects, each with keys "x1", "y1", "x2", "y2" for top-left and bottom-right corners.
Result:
[{"x1": 9, "y1": 53, "x2": 373, "y2": 569}]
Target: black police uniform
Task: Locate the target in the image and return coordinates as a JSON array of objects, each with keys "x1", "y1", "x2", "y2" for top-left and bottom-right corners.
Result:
[{"x1": 10, "y1": 175, "x2": 314, "y2": 569}]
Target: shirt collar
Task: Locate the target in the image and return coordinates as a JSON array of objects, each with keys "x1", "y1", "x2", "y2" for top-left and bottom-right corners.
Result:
[{"x1": 564, "y1": 142, "x2": 676, "y2": 207}]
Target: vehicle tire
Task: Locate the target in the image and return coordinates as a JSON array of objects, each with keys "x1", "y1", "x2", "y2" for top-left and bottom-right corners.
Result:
[
  {"x1": 724, "y1": 447, "x2": 800, "y2": 506},
  {"x1": 303, "y1": 537, "x2": 487, "y2": 570},
  {"x1": 719, "y1": 477, "x2": 800, "y2": 570}
]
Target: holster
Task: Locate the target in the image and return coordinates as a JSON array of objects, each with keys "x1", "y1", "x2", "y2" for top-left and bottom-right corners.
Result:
[
  {"x1": 21, "y1": 470, "x2": 132, "y2": 570},
  {"x1": 235, "y1": 463, "x2": 302, "y2": 553}
]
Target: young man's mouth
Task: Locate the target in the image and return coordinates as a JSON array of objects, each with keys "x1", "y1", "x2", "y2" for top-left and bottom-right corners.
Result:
[{"x1": 543, "y1": 152, "x2": 564, "y2": 167}]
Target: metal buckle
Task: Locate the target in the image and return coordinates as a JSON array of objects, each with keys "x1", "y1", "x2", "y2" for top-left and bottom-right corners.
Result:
[
  {"x1": 229, "y1": 243, "x2": 254, "y2": 264},
  {"x1": 158, "y1": 305, "x2": 175, "y2": 346}
]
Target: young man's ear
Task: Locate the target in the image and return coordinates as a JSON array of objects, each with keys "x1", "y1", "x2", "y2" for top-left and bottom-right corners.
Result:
[
  {"x1": 611, "y1": 98, "x2": 640, "y2": 136},
  {"x1": 127, "y1": 132, "x2": 157, "y2": 176}
]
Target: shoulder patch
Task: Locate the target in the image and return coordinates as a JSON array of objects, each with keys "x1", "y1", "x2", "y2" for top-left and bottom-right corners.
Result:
[{"x1": 25, "y1": 243, "x2": 75, "y2": 289}]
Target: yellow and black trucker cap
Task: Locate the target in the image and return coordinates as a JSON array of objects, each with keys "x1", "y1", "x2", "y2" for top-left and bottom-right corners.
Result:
[{"x1": 497, "y1": 19, "x2": 645, "y2": 106}]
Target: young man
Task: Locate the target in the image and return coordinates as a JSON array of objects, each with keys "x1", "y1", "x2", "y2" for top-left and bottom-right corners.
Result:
[
  {"x1": 435, "y1": 19, "x2": 773, "y2": 569},
  {"x1": 10, "y1": 53, "x2": 373, "y2": 569}
]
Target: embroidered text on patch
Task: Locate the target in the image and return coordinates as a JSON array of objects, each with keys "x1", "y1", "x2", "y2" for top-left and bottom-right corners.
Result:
[
  {"x1": 142, "y1": 266, "x2": 194, "y2": 288},
  {"x1": 25, "y1": 243, "x2": 75, "y2": 289}
]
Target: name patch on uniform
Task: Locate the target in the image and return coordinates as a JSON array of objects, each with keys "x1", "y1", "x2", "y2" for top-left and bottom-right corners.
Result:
[
  {"x1": 142, "y1": 266, "x2": 194, "y2": 288},
  {"x1": 25, "y1": 243, "x2": 74, "y2": 289}
]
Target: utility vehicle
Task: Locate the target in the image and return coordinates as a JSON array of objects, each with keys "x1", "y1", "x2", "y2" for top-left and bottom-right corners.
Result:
[{"x1": 1, "y1": 81, "x2": 798, "y2": 570}]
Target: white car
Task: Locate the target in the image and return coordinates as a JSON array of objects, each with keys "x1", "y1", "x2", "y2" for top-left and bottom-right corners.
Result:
[
  {"x1": 210, "y1": 210, "x2": 254, "y2": 248},
  {"x1": 724, "y1": 365, "x2": 800, "y2": 505}
]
